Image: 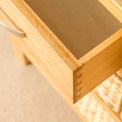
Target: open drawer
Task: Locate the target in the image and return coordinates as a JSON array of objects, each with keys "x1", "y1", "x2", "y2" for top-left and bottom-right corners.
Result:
[{"x1": 0, "y1": 0, "x2": 122, "y2": 104}]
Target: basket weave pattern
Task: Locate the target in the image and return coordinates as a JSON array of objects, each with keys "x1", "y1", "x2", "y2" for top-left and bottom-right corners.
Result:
[{"x1": 95, "y1": 74, "x2": 122, "y2": 115}]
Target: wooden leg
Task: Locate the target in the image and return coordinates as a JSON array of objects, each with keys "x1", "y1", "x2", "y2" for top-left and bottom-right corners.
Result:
[{"x1": 10, "y1": 34, "x2": 30, "y2": 65}]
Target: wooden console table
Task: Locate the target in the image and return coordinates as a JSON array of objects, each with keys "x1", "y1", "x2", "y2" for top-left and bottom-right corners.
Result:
[{"x1": 0, "y1": 0, "x2": 122, "y2": 121}]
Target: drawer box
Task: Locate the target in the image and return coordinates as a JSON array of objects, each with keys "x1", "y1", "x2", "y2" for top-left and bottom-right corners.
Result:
[{"x1": 0, "y1": 0, "x2": 122, "y2": 104}]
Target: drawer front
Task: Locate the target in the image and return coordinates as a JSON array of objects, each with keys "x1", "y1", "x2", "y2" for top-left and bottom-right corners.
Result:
[{"x1": 0, "y1": 1, "x2": 74, "y2": 103}]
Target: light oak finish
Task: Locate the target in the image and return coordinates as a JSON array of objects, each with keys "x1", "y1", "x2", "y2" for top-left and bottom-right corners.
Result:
[
  {"x1": 99, "y1": 0, "x2": 122, "y2": 23},
  {"x1": 24, "y1": 0, "x2": 121, "y2": 59},
  {"x1": 4, "y1": 12, "x2": 122, "y2": 122},
  {"x1": 75, "y1": 31, "x2": 122, "y2": 102},
  {"x1": 10, "y1": 0, "x2": 79, "y2": 70},
  {"x1": 0, "y1": 0, "x2": 122, "y2": 104},
  {"x1": 0, "y1": 0, "x2": 122, "y2": 121},
  {"x1": 0, "y1": 11, "x2": 86, "y2": 121},
  {"x1": 0, "y1": 3, "x2": 74, "y2": 104}
]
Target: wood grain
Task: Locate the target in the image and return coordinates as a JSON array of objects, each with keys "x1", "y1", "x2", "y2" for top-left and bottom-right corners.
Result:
[
  {"x1": 74, "y1": 30, "x2": 122, "y2": 103},
  {"x1": 0, "y1": 10, "x2": 85, "y2": 119},
  {"x1": 0, "y1": 1, "x2": 122, "y2": 121},
  {"x1": 10, "y1": 0, "x2": 80, "y2": 70},
  {"x1": 99, "y1": 0, "x2": 122, "y2": 23},
  {"x1": 1, "y1": 0, "x2": 122, "y2": 103},
  {"x1": 24, "y1": 0, "x2": 121, "y2": 59}
]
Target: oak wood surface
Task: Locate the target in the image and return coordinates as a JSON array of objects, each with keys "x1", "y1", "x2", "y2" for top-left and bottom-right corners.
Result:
[
  {"x1": 99, "y1": 0, "x2": 122, "y2": 23},
  {"x1": 0, "y1": 10, "x2": 85, "y2": 120},
  {"x1": 1, "y1": 0, "x2": 122, "y2": 103},
  {"x1": 0, "y1": 2, "x2": 74, "y2": 103},
  {"x1": 74, "y1": 31, "x2": 122, "y2": 102},
  {"x1": 10, "y1": 0, "x2": 80, "y2": 70},
  {"x1": 0, "y1": 1, "x2": 122, "y2": 122},
  {"x1": 24, "y1": 0, "x2": 121, "y2": 59}
]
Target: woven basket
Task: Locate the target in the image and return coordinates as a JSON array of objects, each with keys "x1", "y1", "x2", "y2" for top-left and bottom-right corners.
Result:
[{"x1": 76, "y1": 68, "x2": 122, "y2": 122}]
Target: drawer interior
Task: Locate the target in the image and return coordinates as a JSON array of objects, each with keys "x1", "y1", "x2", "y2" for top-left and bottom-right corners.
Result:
[{"x1": 24, "y1": 0, "x2": 121, "y2": 59}]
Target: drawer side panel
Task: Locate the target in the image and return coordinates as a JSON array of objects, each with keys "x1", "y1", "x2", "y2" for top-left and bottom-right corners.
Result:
[{"x1": 74, "y1": 31, "x2": 122, "y2": 103}]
